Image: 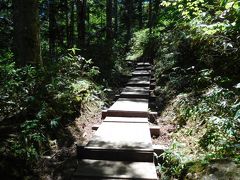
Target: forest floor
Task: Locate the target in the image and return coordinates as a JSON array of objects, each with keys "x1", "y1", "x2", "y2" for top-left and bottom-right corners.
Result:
[{"x1": 38, "y1": 101, "x2": 102, "y2": 180}]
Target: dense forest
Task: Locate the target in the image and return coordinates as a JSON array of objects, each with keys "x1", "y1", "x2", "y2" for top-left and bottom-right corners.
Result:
[{"x1": 0, "y1": 0, "x2": 240, "y2": 179}]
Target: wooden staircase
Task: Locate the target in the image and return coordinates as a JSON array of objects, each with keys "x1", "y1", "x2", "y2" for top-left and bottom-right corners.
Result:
[{"x1": 73, "y1": 61, "x2": 159, "y2": 179}]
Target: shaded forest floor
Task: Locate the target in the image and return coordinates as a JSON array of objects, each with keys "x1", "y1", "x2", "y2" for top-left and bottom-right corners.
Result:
[{"x1": 38, "y1": 101, "x2": 102, "y2": 180}]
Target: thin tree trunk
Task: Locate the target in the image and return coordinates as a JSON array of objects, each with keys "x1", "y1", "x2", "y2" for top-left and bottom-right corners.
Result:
[
  {"x1": 64, "y1": 0, "x2": 70, "y2": 48},
  {"x1": 69, "y1": 0, "x2": 75, "y2": 47},
  {"x1": 106, "y1": 0, "x2": 113, "y2": 41},
  {"x1": 148, "y1": 0, "x2": 153, "y2": 33},
  {"x1": 49, "y1": 0, "x2": 57, "y2": 61},
  {"x1": 76, "y1": 0, "x2": 86, "y2": 49},
  {"x1": 126, "y1": 0, "x2": 133, "y2": 42},
  {"x1": 138, "y1": 0, "x2": 143, "y2": 29},
  {"x1": 86, "y1": 5, "x2": 90, "y2": 45},
  {"x1": 153, "y1": 0, "x2": 160, "y2": 27},
  {"x1": 13, "y1": 0, "x2": 42, "y2": 67},
  {"x1": 113, "y1": 0, "x2": 118, "y2": 37}
]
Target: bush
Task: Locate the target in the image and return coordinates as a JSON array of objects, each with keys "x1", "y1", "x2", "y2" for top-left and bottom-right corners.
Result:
[{"x1": 1, "y1": 49, "x2": 100, "y2": 163}]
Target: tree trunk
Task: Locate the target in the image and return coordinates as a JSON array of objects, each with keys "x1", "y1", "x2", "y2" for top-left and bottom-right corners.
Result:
[
  {"x1": 86, "y1": 5, "x2": 90, "y2": 45},
  {"x1": 69, "y1": 0, "x2": 75, "y2": 47},
  {"x1": 64, "y1": 0, "x2": 70, "y2": 48},
  {"x1": 126, "y1": 0, "x2": 133, "y2": 42},
  {"x1": 49, "y1": 0, "x2": 57, "y2": 61},
  {"x1": 138, "y1": 0, "x2": 143, "y2": 29},
  {"x1": 106, "y1": 0, "x2": 113, "y2": 41},
  {"x1": 148, "y1": 0, "x2": 153, "y2": 33},
  {"x1": 113, "y1": 0, "x2": 118, "y2": 37},
  {"x1": 153, "y1": 0, "x2": 160, "y2": 26},
  {"x1": 13, "y1": 0, "x2": 42, "y2": 67},
  {"x1": 76, "y1": 0, "x2": 86, "y2": 49}
]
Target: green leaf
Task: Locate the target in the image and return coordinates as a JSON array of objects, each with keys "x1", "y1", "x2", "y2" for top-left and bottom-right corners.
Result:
[{"x1": 234, "y1": 109, "x2": 240, "y2": 120}]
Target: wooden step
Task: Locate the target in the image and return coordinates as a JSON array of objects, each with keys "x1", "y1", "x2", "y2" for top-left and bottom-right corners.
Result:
[
  {"x1": 106, "y1": 98, "x2": 149, "y2": 117},
  {"x1": 136, "y1": 66, "x2": 152, "y2": 70},
  {"x1": 127, "y1": 76, "x2": 151, "y2": 87},
  {"x1": 123, "y1": 86, "x2": 150, "y2": 93},
  {"x1": 78, "y1": 122, "x2": 153, "y2": 162},
  {"x1": 92, "y1": 123, "x2": 160, "y2": 136},
  {"x1": 77, "y1": 146, "x2": 154, "y2": 162},
  {"x1": 129, "y1": 76, "x2": 151, "y2": 82},
  {"x1": 72, "y1": 159, "x2": 158, "y2": 180},
  {"x1": 103, "y1": 117, "x2": 149, "y2": 123},
  {"x1": 132, "y1": 70, "x2": 151, "y2": 76},
  {"x1": 137, "y1": 62, "x2": 151, "y2": 66},
  {"x1": 120, "y1": 86, "x2": 149, "y2": 98},
  {"x1": 120, "y1": 92, "x2": 149, "y2": 99},
  {"x1": 87, "y1": 122, "x2": 152, "y2": 150},
  {"x1": 127, "y1": 82, "x2": 150, "y2": 87},
  {"x1": 102, "y1": 110, "x2": 157, "y2": 120}
]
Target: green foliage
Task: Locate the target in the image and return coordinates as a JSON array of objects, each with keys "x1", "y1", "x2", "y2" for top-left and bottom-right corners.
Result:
[
  {"x1": 159, "y1": 145, "x2": 185, "y2": 178},
  {"x1": 126, "y1": 29, "x2": 150, "y2": 61},
  {"x1": 0, "y1": 52, "x2": 37, "y2": 120},
  {"x1": 163, "y1": 85, "x2": 240, "y2": 178},
  {"x1": 10, "y1": 119, "x2": 46, "y2": 164},
  {"x1": 1, "y1": 50, "x2": 100, "y2": 163},
  {"x1": 156, "y1": 0, "x2": 240, "y2": 79}
]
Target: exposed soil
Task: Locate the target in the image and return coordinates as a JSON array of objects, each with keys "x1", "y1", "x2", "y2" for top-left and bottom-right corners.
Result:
[
  {"x1": 38, "y1": 101, "x2": 103, "y2": 180},
  {"x1": 151, "y1": 99, "x2": 177, "y2": 146}
]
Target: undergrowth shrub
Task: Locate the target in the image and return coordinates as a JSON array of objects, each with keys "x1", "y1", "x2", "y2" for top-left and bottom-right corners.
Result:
[
  {"x1": 150, "y1": 1, "x2": 240, "y2": 178},
  {"x1": 0, "y1": 52, "x2": 37, "y2": 120},
  {"x1": 1, "y1": 49, "x2": 100, "y2": 165},
  {"x1": 158, "y1": 85, "x2": 240, "y2": 178}
]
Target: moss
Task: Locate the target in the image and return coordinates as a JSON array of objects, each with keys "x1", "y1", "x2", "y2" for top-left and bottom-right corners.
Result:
[{"x1": 186, "y1": 160, "x2": 207, "y2": 173}]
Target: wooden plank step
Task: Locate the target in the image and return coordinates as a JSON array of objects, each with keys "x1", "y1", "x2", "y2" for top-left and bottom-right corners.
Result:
[
  {"x1": 72, "y1": 160, "x2": 158, "y2": 180},
  {"x1": 129, "y1": 75, "x2": 151, "y2": 82},
  {"x1": 127, "y1": 82, "x2": 150, "y2": 87},
  {"x1": 132, "y1": 70, "x2": 151, "y2": 76},
  {"x1": 92, "y1": 123, "x2": 160, "y2": 136},
  {"x1": 127, "y1": 76, "x2": 151, "y2": 87},
  {"x1": 77, "y1": 146, "x2": 153, "y2": 162},
  {"x1": 87, "y1": 122, "x2": 152, "y2": 150},
  {"x1": 101, "y1": 110, "x2": 157, "y2": 120},
  {"x1": 120, "y1": 92, "x2": 149, "y2": 99},
  {"x1": 123, "y1": 86, "x2": 150, "y2": 93},
  {"x1": 136, "y1": 66, "x2": 152, "y2": 70},
  {"x1": 106, "y1": 98, "x2": 149, "y2": 117},
  {"x1": 103, "y1": 117, "x2": 149, "y2": 123},
  {"x1": 78, "y1": 122, "x2": 153, "y2": 162},
  {"x1": 137, "y1": 62, "x2": 151, "y2": 66},
  {"x1": 121, "y1": 86, "x2": 149, "y2": 98}
]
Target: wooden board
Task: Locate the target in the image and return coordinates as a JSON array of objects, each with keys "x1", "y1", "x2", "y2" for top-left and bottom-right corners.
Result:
[
  {"x1": 120, "y1": 86, "x2": 149, "y2": 98},
  {"x1": 107, "y1": 98, "x2": 149, "y2": 117},
  {"x1": 78, "y1": 121, "x2": 153, "y2": 162},
  {"x1": 132, "y1": 70, "x2": 151, "y2": 76},
  {"x1": 137, "y1": 62, "x2": 151, "y2": 66},
  {"x1": 87, "y1": 122, "x2": 152, "y2": 150},
  {"x1": 103, "y1": 117, "x2": 149, "y2": 123},
  {"x1": 136, "y1": 66, "x2": 152, "y2": 70},
  {"x1": 120, "y1": 94, "x2": 149, "y2": 99},
  {"x1": 73, "y1": 160, "x2": 158, "y2": 180},
  {"x1": 127, "y1": 76, "x2": 150, "y2": 87},
  {"x1": 123, "y1": 86, "x2": 150, "y2": 93}
]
